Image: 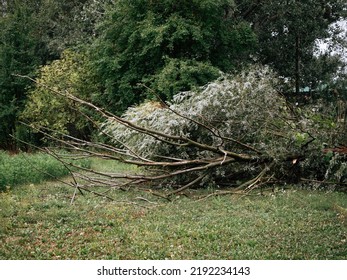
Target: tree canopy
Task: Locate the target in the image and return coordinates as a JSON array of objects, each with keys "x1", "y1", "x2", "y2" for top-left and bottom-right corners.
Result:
[
  {"x1": 0, "y1": 0, "x2": 346, "y2": 153},
  {"x1": 236, "y1": 0, "x2": 347, "y2": 94},
  {"x1": 0, "y1": 1, "x2": 49, "y2": 149},
  {"x1": 91, "y1": 0, "x2": 257, "y2": 113}
]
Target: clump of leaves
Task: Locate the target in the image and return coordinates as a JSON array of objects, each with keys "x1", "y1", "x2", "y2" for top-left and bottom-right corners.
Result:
[
  {"x1": 102, "y1": 65, "x2": 334, "y2": 188},
  {"x1": 105, "y1": 65, "x2": 305, "y2": 155},
  {"x1": 21, "y1": 50, "x2": 98, "y2": 139}
]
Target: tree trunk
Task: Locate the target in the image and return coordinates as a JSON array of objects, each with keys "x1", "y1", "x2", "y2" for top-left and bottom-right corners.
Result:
[{"x1": 295, "y1": 35, "x2": 301, "y2": 95}]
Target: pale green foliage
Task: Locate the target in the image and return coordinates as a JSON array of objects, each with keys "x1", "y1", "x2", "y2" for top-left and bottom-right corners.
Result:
[
  {"x1": 22, "y1": 50, "x2": 98, "y2": 137},
  {"x1": 102, "y1": 64, "x2": 344, "y2": 187},
  {"x1": 104, "y1": 65, "x2": 304, "y2": 159}
]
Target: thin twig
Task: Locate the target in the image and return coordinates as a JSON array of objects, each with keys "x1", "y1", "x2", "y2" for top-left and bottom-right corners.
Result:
[{"x1": 167, "y1": 173, "x2": 206, "y2": 196}]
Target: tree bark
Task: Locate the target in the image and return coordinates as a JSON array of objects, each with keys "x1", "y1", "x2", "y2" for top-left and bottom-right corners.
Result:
[{"x1": 295, "y1": 35, "x2": 301, "y2": 95}]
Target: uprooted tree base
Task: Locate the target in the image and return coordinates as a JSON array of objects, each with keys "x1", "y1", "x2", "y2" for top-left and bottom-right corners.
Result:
[{"x1": 18, "y1": 65, "x2": 347, "y2": 202}]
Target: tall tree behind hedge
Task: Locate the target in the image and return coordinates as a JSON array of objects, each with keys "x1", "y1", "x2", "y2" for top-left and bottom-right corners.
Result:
[
  {"x1": 36, "y1": 0, "x2": 112, "y2": 56},
  {"x1": 0, "y1": 1, "x2": 49, "y2": 149},
  {"x1": 236, "y1": 0, "x2": 347, "y2": 95},
  {"x1": 91, "y1": 0, "x2": 257, "y2": 114},
  {"x1": 0, "y1": 0, "x2": 107, "y2": 149}
]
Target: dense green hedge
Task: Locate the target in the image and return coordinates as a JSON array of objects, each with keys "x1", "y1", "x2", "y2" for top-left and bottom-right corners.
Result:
[{"x1": 0, "y1": 151, "x2": 90, "y2": 191}]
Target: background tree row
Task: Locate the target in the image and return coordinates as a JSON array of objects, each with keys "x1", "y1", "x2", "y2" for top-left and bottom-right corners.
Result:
[{"x1": 0, "y1": 0, "x2": 346, "y2": 150}]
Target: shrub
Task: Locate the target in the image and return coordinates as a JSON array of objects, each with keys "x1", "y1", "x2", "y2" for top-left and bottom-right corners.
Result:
[{"x1": 21, "y1": 50, "x2": 98, "y2": 139}]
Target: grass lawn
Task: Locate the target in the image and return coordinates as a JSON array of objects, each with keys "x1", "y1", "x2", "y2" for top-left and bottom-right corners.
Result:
[{"x1": 0, "y1": 159, "x2": 346, "y2": 260}]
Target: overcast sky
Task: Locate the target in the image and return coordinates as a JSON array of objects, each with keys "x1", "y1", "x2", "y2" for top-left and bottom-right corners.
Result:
[{"x1": 317, "y1": 19, "x2": 347, "y2": 61}]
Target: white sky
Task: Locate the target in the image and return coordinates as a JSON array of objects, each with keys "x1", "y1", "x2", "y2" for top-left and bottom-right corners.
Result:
[{"x1": 316, "y1": 19, "x2": 347, "y2": 60}]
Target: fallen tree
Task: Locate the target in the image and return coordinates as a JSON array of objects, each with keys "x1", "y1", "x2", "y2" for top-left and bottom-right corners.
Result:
[{"x1": 19, "y1": 65, "x2": 343, "y2": 201}]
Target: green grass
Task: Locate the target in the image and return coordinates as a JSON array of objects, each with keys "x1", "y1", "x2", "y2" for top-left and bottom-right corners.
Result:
[
  {"x1": 0, "y1": 151, "x2": 91, "y2": 191},
  {"x1": 0, "y1": 159, "x2": 346, "y2": 260}
]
